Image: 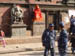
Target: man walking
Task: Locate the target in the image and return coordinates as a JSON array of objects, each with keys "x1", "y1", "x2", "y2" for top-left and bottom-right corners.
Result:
[
  {"x1": 58, "y1": 22, "x2": 68, "y2": 56},
  {"x1": 42, "y1": 24, "x2": 56, "y2": 56}
]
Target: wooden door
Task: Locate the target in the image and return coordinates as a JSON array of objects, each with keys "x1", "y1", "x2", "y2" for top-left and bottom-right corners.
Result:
[{"x1": 47, "y1": 14, "x2": 54, "y2": 28}]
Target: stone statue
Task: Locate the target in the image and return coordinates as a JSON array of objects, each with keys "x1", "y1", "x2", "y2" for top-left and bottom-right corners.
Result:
[{"x1": 11, "y1": 4, "x2": 23, "y2": 24}]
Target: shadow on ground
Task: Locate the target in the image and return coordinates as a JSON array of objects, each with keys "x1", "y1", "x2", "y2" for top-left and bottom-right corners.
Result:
[{"x1": 19, "y1": 51, "x2": 75, "y2": 56}]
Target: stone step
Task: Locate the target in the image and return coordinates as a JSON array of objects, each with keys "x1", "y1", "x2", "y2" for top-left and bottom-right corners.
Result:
[
  {"x1": 0, "y1": 36, "x2": 71, "y2": 47},
  {"x1": 0, "y1": 36, "x2": 42, "y2": 45}
]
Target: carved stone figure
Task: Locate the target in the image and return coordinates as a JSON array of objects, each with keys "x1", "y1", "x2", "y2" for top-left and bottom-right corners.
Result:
[{"x1": 11, "y1": 4, "x2": 23, "y2": 24}]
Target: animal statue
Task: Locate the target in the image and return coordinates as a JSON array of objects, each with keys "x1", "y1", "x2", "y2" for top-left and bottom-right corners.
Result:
[{"x1": 11, "y1": 4, "x2": 23, "y2": 24}]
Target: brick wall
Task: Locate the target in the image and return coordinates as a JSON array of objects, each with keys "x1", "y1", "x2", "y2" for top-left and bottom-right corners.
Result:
[
  {"x1": 29, "y1": 0, "x2": 62, "y2": 4},
  {"x1": 0, "y1": 6, "x2": 11, "y2": 36},
  {"x1": 0, "y1": 0, "x2": 23, "y2": 2}
]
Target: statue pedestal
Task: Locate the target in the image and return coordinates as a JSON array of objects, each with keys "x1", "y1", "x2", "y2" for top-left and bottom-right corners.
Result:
[
  {"x1": 32, "y1": 22, "x2": 45, "y2": 36},
  {"x1": 11, "y1": 24, "x2": 27, "y2": 37}
]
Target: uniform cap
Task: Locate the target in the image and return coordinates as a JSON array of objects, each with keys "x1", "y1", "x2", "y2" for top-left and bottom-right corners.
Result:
[
  {"x1": 49, "y1": 24, "x2": 54, "y2": 27},
  {"x1": 59, "y1": 22, "x2": 64, "y2": 27}
]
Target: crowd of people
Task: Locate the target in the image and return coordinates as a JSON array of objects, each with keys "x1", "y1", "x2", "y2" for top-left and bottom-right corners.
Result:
[{"x1": 42, "y1": 15, "x2": 75, "y2": 56}]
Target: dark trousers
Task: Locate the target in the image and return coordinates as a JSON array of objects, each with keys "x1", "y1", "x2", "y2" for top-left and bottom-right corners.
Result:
[
  {"x1": 58, "y1": 47, "x2": 67, "y2": 56},
  {"x1": 44, "y1": 47, "x2": 55, "y2": 56},
  {"x1": 72, "y1": 47, "x2": 75, "y2": 53},
  {"x1": 69, "y1": 25, "x2": 74, "y2": 34}
]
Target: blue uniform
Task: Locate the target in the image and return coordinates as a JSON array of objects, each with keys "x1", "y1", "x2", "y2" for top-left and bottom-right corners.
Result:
[
  {"x1": 58, "y1": 29, "x2": 68, "y2": 56},
  {"x1": 71, "y1": 19, "x2": 75, "y2": 25},
  {"x1": 42, "y1": 29, "x2": 56, "y2": 56},
  {"x1": 70, "y1": 19, "x2": 75, "y2": 33},
  {"x1": 72, "y1": 26, "x2": 75, "y2": 34}
]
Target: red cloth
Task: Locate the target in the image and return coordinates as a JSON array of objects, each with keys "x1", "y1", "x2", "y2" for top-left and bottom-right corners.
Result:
[
  {"x1": 34, "y1": 8, "x2": 42, "y2": 19},
  {"x1": 33, "y1": 6, "x2": 43, "y2": 22}
]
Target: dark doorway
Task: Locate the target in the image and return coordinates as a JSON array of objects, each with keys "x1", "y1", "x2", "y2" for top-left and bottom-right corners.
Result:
[
  {"x1": 54, "y1": 11, "x2": 62, "y2": 30},
  {"x1": 46, "y1": 11, "x2": 62, "y2": 30}
]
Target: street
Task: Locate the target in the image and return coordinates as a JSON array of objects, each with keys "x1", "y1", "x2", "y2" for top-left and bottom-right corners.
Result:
[{"x1": 0, "y1": 51, "x2": 75, "y2": 56}]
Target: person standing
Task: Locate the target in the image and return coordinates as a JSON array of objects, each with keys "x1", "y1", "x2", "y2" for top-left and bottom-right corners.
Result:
[
  {"x1": 42, "y1": 24, "x2": 56, "y2": 56},
  {"x1": 0, "y1": 28, "x2": 6, "y2": 47},
  {"x1": 58, "y1": 22, "x2": 68, "y2": 56},
  {"x1": 70, "y1": 22, "x2": 75, "y2": 54},
  {"x1": 69, "y1": 15, "x2": 75, "y2": 34}
]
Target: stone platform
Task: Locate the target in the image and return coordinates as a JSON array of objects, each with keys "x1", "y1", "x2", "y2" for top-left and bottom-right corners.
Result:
[
  {"x1": 33, "y1": 22, "x2": 45, "y2": 36},
  {"x1": 11, "y1": 24, "x2": 27, "y2": 36},
  {"x1": 1, "y1": 36, "x2": 42, "y2": 45}
]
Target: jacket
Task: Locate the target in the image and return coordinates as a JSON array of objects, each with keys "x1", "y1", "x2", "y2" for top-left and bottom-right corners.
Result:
[
  {"x1": 58, "y1": 29, "x2": 68, "y2": 48},
  {"x1": 42, "y1": 29, "x2": 56, "y2": 48}
]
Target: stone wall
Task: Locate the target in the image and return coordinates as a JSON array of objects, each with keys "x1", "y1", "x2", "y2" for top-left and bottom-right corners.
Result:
[
  {"x1": 32, "y1": 12, "x2": 45, "y2": 36},
  {"x1": 33, "y1": 23, "x2": 45, "y2": 36},
  {"x1": 61, "y1": 12, "x2": 70, "y2": 30}
]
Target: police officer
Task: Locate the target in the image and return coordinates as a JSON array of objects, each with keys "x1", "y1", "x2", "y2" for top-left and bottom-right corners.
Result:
[
  {"x1": 58, "y1": 22, "x2": 68, "y2": 56},
  {"x1": 42, "y1": 24, "x2": 56, "y2": 56},
  {"x1": 72, "y1": 22, "x2": 75, "y2": 34},
  {"x1": 70, "y1": 15, "x2": 75, "y2": 34}
]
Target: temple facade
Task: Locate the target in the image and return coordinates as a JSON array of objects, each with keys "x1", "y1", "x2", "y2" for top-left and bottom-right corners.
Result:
[{"x1": 0, "y1": 0, "x2": 75, "y2": 37}]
